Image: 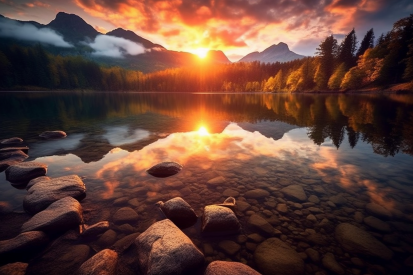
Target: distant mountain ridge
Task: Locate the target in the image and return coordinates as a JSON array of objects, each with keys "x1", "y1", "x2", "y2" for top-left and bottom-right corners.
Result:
[{"x1": 239, "y1": 42, "x2": 306, "y2": 63}]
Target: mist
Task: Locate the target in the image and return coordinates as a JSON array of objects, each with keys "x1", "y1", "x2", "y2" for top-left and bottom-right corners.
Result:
[
  {"x1": 86, "y1": 35, "x2": 145, "y2": 58},
  {"x1": 0, "y1": 18, "x2": 72, "y2": 47}
]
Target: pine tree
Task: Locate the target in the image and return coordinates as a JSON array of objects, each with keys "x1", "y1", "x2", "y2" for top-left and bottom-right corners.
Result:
[
  {"x1": 315, "y1": 35, "x2": 338, "y2": 89},
  {"x1": 337, "y1": 29, "x2": 357, "y2": 70},
  {"x1": 356, "y1": 28, "x2": 375, "y2": 58}
]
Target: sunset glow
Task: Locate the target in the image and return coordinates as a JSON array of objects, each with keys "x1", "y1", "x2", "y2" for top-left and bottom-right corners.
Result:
[
  {"x1": 198, "y1": 126, "x2": 209, "y2": 136},
  {"x1": 193, "y1": 48, "x2": 209, "y2": 59}
]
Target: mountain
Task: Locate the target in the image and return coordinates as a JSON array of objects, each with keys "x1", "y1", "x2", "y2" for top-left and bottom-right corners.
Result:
[
  {"x1": 106, "y1": 28, "x2": 165, "y2": 50},
  {"x1": 239, "y1": 42, "x2": 305, "y2": 63},
  {"x1": 47, "y1": 12, "x2": 101, "y2": 43},
  {"x1": 206, "y1": 50, "x2": 231, "y2": 63}
]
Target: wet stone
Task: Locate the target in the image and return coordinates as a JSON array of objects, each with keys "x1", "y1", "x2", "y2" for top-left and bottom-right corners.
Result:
[
  {"x1": 276, "y1": 203, "x2": 288, "y2": 213},
  {"x1": 223, "y1": 188, "x2": 240, "y2": 197},
  {"x1": 39, "y1": 130, "x2": 67, "y2": 139},
  {"x1": 112, "y1": 207, "x2": 139, "y2": 225},
  {"x1": 248, "y1": 214, "x2": 275, "y2": 236},
  {"x1": 202, "y1": 205, "x2": 240, "y2": 234},
  {"x1": 81, "y1": 221, "x2": 110, "y2": 238},
  {"x1": 204, "y1": 261, "x2": 261, "y2": 275},
  {"x1": 5, "y1": 161, "x2": 47, "y2": 184},
  {"x1": 26, "y1": 176, "x2": 50, "y2": 190},
  {"x1": 75, "y1": 249, "x2": 118, "y2": 275},
  {"x1": 0, "y1": 150, "x2": 28, "y2": 172},
  {"x1": 96, "y1": 229, "x2": 117, "y2": 249},
  {"x1": 248, "y1": 233, "x2": 264, "y2": 243},
  {"x1": 157, "y1": 197, "x2": 197, "y2": 228},
  {"x1": 111, "y1": 232, "x2": 140, "y2": 253},
  {"x1": 218, "y1": 240, "x2": 241, "y2": 256},
  {"x1": 207, "y1": 176, "x2": 226, "y2": 186},
  {"x1": 0, "y1": 137, "x2": 23, "y2": 144},
  {"x1": 365, "y1": 203, "x2": 392, "y2": 220},
  {"x1": 237, "y1": 200, "x2": 251, "y2": 212},
  {"x1": 305, "y1": 248, "x2": 320, "y2": 263},
  {"x1": 0, "y1": 262, "x2": 28, "y2": 275},
  {"x1": 308, "y1": 195, "x2": 320, "y2": 204},
  {"x1": 244, "y1": 189, "x2": 270, "y2": 199},
  {"x1": 329, "y1": 195, "x2": 347, "y2": 205},
  {"x1": 363, "y1": 216, "x2": 391, "y2": 232},
  {"x1": 322, "y1": 252, "x2": 345, "y2": 275},
  {"x1": 146, "y1": 161, "x2": 182, "y2": 178},
  {"x1": 0, "y1": 231, "x2": 49, "y2": 256},
  {"x1": 281, "y1": 185, "x2": 307, "y2": 202},
  {"x1": 354, "y1": 211, "x2": 364, "y2": 223}
]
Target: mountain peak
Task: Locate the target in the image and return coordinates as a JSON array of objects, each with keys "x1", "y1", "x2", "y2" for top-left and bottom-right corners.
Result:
[
  {"x1": 238, "y1": 42, "x2": 305, "y2": 63},
  {"x1": 106, "y1": 28, "x2": 165, "y2": 49},
  {"x1": 206, "y1": 50, "x2": 231, "y2": 63}
]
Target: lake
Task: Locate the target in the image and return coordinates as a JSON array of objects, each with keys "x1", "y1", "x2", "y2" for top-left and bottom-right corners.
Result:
[{"x1": 1, "y1": 92, "x2": 413, "y2": 274}]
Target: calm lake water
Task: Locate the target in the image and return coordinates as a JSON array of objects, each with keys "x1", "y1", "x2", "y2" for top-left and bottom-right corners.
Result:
[{"x1": 1, "y1": 92, "x2": 413, "y2": 274}]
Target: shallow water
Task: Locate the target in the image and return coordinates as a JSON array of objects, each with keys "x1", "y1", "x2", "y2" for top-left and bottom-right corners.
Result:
[{"x1": 1, "y1": 92, "x2": 413, "y2": 274}]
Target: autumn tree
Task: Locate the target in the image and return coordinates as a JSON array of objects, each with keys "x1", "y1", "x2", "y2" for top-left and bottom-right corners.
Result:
[{"x1": 314, "y1": 35, "x2": 338, "y2": 90}]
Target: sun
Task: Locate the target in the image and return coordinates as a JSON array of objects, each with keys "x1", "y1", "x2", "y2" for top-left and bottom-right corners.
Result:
[
  {"x1": 193, "y1": 48, "x2": 209, "y2": 59},
  {"x1": 198, "y1": 126, "x2": 209, "y2": 136}
]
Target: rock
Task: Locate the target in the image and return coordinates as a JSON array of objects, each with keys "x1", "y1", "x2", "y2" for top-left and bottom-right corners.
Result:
[
  {"x1": 81, "y1": 221, "x2": 110, "y2": 238},
  {"x1": 39, "y1": 130, "x2": 67, "y2": 139},
  {"x1": 363, "y1": 216, "x2": 391, "y2": 232},
  {"x1": 22, "y1": 197, "x2": 83, "y2": 232},
  {"x1": 280, "y1": 185, "x2": 307, "y2": 202},
  {"x1": 329, "y1": 195, "x2": 347, "y2": 205},
  {"x1": 111, "y1": 233, "x2": 140, "y2": 253},
  {"x1": 202, "y1": 205, "x2": 240, "y2": 234},
  {"x1": 0, "y1": 262, "x2": 28, "y2": 275},
  {"x1": 307, "y1": 214, "x2": 317, "y2": 222},
  {"x1": 0, "y1": 151, "x2": 28, "y2": 172},
  {"x1": 112, "y1": 207, "x2": 139, "y2": 224},
  {"x1": 248, "y1": 214, "x2": 275, "y2": 236},
  {"x1": 365, "y1": 203, "x2": 392, "y2": 219},
  {"x1": 305, "y1": 248, "x2": 320, "y2": 263},
  {"x1": 216, "y1": 197, "x2": 236, "y2": 209},
  {"x1": 223, "y1": 188, "x2": 239, "y2": 197},
  {"x1": 157, "y1": 197, "x2": 197, "y2": 228},
  {"x1": 308, "y1": 195, "x2": 320, "y2": 203},
  {"x1": 244, "y1": 189, "x2": 270, "y2": 199},
  {"x1": 135, "y1": 219, "x2": 204, "y2": 275},
  {"x1": 237, "y1": 200, "x2": 251, "y2": 212},
  {"x1": 0, "y1": 137, "x2": 23, "y2": 144},
  {"x1": 0, "y1": 231, "x2": 49, "y2": 256},
  {"x1": 335, "y1": 223, "x2": 393, "y2": 260},
  {"x1": 322, "y1": 252, "x2": 344, "y2": 274},
  {"x1": 26, "y1": 244, "x2": 90, "y2": 275},
  {"x1": 147, "y1": 161, "x2": 182, "y2": 178},
  {"x1": 24, "y1": 175, "x2": 86, "y2": 214},
  {"x1": 204, "y1": 261, "x2": 261, "y2": 275},
  {"x1": 254, "y1": 238, "x2": 304, "y2": 275},
  {"x1": 207, "y1": 176, "x2": 226, "y2": 186},
  {"x1": 75, "y1": 249, "x2": 117, "y2": 275},
  {"x1": 354, "y1": 211, "x2": 364, "y2": 223},
  {"x1": 5, "y1": 161, "x2": 47, "y2": 184},
  {"x1": 0, "y1": 146, "x2": 29, "y2": 154},
  {"x1": 276, "y1": 203, "x2": 288, "y2": 213},
  {"x1": 218, "y1": 240, "x2": 241, "y2": 256},
  {"x1": 96, "y1": 230, "x2": 117, "y2": 249},
  {"x1": 248, "y1": 233, "x2": 265, "y2": 243},
  {"x1": 0, "y1": 201, "x2": 13, "y2": 214},
  {"x1": 26, "y1": 176, "x2": 50, "y2": 190}
]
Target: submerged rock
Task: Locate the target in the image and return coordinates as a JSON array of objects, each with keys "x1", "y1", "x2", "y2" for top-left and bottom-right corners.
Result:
[
  {"x1": 254, "y1": 238, "x2": 304, "y2": 275},
  {"x1": 0, "y1": 262, "x2": 28, "y2": 275},
  {"x1": 135, "y1": 219, "x2": 204, "y2": 275},
  {"x1": 81, "y1": 221, "x2": 110, "y2": 238},
  {"x1": 322, "y1": 252, "x2": 345, "y2": 274},
  {"x1": 75, "y1": 249, "x2": 118, "y2": 275},
  {"x1": 112, "y1": 207, "x2": 139, "y2": 225},
  {"x1": 244, "y1": 189, "x2": 270, "y2": 199},
  {"x1": 202, "y1": 205, "x2": 240, "y2": 234},
  {"x1": 24, "y1": 175, "x2": 86, "y2": 214},
  {"x1": 0, "y1": 231, "x2": 49, "y2": 256},
  {"x1": 248, "y1": 214, "x2": 275, "y2": 236},
  {"x1": 5, "y1": 161, "x2": 47, "y2": 184},
  {"x1": 205, "y1": 261, "x2": 261, "y2": 275},
  {"x1": 157, "y1": 197, "x2": 197, "y2": 228},
  {"x1": 147, "y1": 161, "x2": 182, "y2": 178},
  {"x1": 335, "y1": 223, "x2": 393, "y2": 260},
  {"x1": 365, "y1": 203, "x2": 392, "y2": 220},
  {"x1": 0, "y1": 137, "x2": 23, "y2": 144},
  {"x1": 22, "y1": 197, "x2": 83, "y2": 232},
  {"x1": 280, "y1": 185, "x2": 307, "y2": 202},
  {"x1": 39, "y1": 130, "x2": 67, "y2": 139},
  {"x1": 207, "y1": 176, "x2": 226, "y2": 186}
]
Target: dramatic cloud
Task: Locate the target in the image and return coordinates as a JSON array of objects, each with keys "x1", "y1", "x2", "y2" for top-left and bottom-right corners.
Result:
[
  {"x1": 0, "y1": 17, "x2": 72, "y2": 47},
  {"x1": 85, "y1": 34, "x2": 145, "y2": 58}
]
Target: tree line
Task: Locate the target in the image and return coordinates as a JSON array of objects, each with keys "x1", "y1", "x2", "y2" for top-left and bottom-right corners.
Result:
[{"x1": 0, "y1": 14, "x2": 412, "y2": 92}]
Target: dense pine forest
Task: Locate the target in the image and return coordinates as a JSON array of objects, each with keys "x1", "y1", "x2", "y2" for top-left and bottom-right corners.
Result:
[{"x1": 1, "y1": 14, "x2": 412, "y2": 92}]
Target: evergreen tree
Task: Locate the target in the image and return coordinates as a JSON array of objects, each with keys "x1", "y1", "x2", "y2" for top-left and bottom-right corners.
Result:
[
  {"x1": 315, "y1": 35, "x2": 338, "y2": 89},
  {"x1": 337, "y1": 29, "x2": 357, "y2": 70},
  {"x1": 356, "y1": 28, "x2": 375, "y2": 58}
]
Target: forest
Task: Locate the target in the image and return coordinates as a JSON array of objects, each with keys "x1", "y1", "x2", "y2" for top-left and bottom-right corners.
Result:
[{"x1": 0, "y1": 14, "x2": 412, "y2": 92}]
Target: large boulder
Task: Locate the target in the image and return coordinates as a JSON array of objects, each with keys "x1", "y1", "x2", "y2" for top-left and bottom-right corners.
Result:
[
  {"x1": 202, "y1": 205, "x2": 240, "y2": 234},
  {"x1": 0, "y1": 231, "x2": 49, "y2": 256},
  {"x1": 135, "y1": 219, "x2": 204, "y2": 275},
  {"x1": 5, "y1": 161, "x2": 47, "y2": 184},
  {"x1": 39, "y1": 130, "x2": 67, "y2": 139},
  {"x1": 335, "y1": 223, "x2": 393, "y2": 260},
  {"x1": 280, "y1": 185, "x2": 307, "y2": 202},
  {"x1": 23, "y1": 175, "x2": 86, "y2": 214},
  {"x1": 157, "y1": 197, "x2": 197, "y2": 228},
  {"x1": 26, "y1": 176, "x2": 50, "y2": 190},
  {"x1": 204, "y1": 261, "x2": 261, "y2": 275},
  {"x1": 75, "y1": 249, "x2": 118, "y2": 275},
  {"x1": 21, "y1": 197, "x2": 83, "y2": 232},
  {"x1": 147, "y1": 162, "x2": 182, "y2": 178},
  {"x1": 254, "y1": 238, "x2": 304, "y2": 275}
]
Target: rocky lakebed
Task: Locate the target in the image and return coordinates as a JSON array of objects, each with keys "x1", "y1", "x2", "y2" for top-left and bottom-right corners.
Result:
[{"x1": 1, "y1": 132, "x2": 413, "y2": 275}]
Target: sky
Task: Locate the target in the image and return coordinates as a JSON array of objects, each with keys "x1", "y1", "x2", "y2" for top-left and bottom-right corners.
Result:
[{"x1": 0, "y1": 0, "x2": 412, "y2": 61}]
